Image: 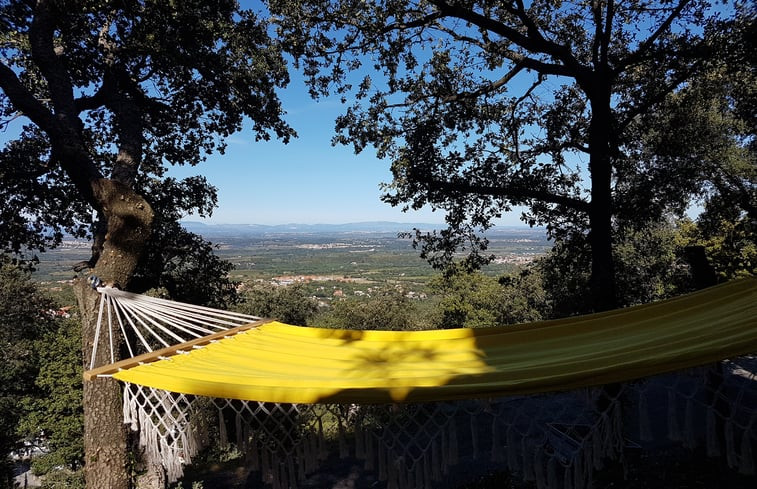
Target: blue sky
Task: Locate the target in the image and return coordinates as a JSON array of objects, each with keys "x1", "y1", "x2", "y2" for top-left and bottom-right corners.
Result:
[
  {"x1": 168, "y1": 71, "x2": 526, "y2": 226},
  {"x1": 168, "y1": 74, "x2": 454, "y2": 225}
]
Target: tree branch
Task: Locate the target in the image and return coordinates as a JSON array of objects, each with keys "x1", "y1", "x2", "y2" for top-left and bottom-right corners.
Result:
[
  {"x1": 507, "y1": 74, "x2": 544, "y2": 161},
  {"x1": 591, "y1": 0, "x2": 603, "y2": 68},
  {"x1": 504, "y1": 0, "x2": 588, "y2": 77},
  {"x1": 74, "y1": 79, "x2": 113, "y2": 113},
  {"x1": 431, "y1": 0, "x2": 565, "y2": 57},
  {"x1": 29, "y1": 0, "x2": 77, "y2": 117},
  {"x1": 387, "y1": 60, "x2": 528, "y2": 109},
  {"x1": 431, "y1": 26, "x2": 573, "y2": 78},
  {"x1": 426, "y1": 178, "x2": 591, "y2": 213},
  {"x1": 617, "y1": 59, "x2": 703, "y2": 130},
  {"x1": 602, "y1": 0, "x2": 615, "y2": 67},
  {"x1": 442, "y1": 61, "x2": 526, "y2": 103},
  {"x1": 0, "y1": 62, "x2": 57, "y2": 132},
  {"x1": 615, "y1": 0, "x2": 692, "y2": 74},
  {"x1": 381, "y1": 11, "x2": 444, "y2": 33}
]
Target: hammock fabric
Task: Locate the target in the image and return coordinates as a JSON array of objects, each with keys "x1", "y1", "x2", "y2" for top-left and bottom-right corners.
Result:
[{"x1": 99, "y1": 278, "x2": 756, "y2": 404}]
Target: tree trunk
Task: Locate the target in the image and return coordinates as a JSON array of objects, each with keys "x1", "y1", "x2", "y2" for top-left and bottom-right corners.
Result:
[
  {"x1": 77, "y1": 179, "x2": 154, "y2": 489},
  {"x1": 588, "y1": 83, "x2": 623, "y2": 447},
  {"x1": 77, "y1": 281, "x2": 131, "y2": 489},
  {"x1": 587, "y1": 87, "x2": 617, "y2": 313}
]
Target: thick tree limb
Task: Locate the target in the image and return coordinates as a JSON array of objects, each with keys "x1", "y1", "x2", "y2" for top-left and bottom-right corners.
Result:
[
  {"x1": 29, "y1": 0, "x2": 77, "y2": 117},
  {"x1": 591, "y1": 0, "x2": 603, "y2": 68},
  {"x1": 602, "y1": 0, "x2": 615, "y2": 67},
  {"x1": 425, "y1": 178, "x2": 590, "y2": 213},
  {"x1": 430, "y1": 0, "x2": 588, "y2": 80},
  {"x1": 74, "y1": 78, "x2": 114, "y2": 113},
  {"x1": 0, "y1": 62, "x2": 57, "y2": 132}
]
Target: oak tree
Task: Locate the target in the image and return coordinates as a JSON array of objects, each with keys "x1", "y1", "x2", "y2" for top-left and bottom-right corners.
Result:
[
  {"x1": 268, "y1": 0, "x2": 741, "y2": 312},
  {"x1": 0, "y1": 1, "x2": 293, "y2": 486}
]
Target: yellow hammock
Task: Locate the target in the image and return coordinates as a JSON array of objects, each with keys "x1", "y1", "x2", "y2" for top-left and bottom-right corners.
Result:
[{"x1": 85, "y1": 278, "x2": 756, "y2": 404}]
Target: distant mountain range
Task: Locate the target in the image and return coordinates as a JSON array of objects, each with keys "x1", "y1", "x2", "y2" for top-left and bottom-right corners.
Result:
[
  {"x1": 181, "y1": 221, "x2": 536, "y2": 236},
  {"x1": 180, "y1": 221, "x2": 443, "y2": 235}
]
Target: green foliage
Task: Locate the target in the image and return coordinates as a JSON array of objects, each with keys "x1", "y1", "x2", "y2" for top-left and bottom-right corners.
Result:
[
  {"x1": 617, "y1": 10, "x2": 756, "y2": 230},
  {"x1": 314, "y1": 286, "x2": 420, "y2": 330},
  {"x1": 132, "y1": 218, "x2": 238, "y2": 308},
  {"x1": 613, "y1": 223, "x2": 694, "y2": 305},
  {"x1": 236, "y1": 283, "x2": 319, "y2": 326},
  {"x1": 536, "y1": 236, "x2": 593, "y2": 317},
  {"x1": 19, "y1": 319, "x2": 84, "y2": 475},
  {"x1": 0, "y1": 0, "x2": 294, "y2": 262},
  {"x1": 430, "y1": 269, "x2": 547, "y2": 329},
  {"x1": 37, "y1": 468, "x2": 85, "y2": 489},
  {"x1": 538, "y1": 220, "x2": 703, "y2": 316},
  {"x1": 0, "y1": 258, "x2": 57, "y2": 480},
  {"x1": 678, "y1": 218, "x2": 756, "y2": 281}
]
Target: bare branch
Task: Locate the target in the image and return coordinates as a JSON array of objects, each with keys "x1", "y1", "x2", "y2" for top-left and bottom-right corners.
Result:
[
  {"x1": 508, "y1": 74, "x2": 544, "y2": 161},
  {"x1": 0, "y1": 111, "x2": 28, "y2": 131}
]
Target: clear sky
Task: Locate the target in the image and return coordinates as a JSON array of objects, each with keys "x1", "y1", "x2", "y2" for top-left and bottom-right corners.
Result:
[
  {"x1": 168, "y1": 70, "x2": 524, "y2": 226},
  {"x1": 168, "y1": 73, "x2": 443, "y2": 225}
]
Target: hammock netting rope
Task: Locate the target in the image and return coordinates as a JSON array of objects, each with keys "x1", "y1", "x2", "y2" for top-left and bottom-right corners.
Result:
[{"x1": 85, "y1": 280, "x2": 757, "y2": 488}]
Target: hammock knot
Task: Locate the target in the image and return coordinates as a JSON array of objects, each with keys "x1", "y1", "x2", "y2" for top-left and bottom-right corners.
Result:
[{"x1": 88, "y1": 275, "x2": 103, "y2": 289}]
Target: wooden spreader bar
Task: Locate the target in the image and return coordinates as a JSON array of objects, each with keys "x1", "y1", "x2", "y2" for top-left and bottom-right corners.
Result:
[{"x1": 83, "y1": 319, "x2": 273, "y2": 381}]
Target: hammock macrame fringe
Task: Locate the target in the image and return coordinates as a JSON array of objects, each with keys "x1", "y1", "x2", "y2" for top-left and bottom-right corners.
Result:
[{"x1": 121, "y1": 355, "x2": 756, "y2": 488}]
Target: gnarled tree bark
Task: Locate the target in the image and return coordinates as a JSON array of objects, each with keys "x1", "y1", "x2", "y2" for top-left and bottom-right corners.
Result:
[{"x1": 75, "y1": 179, "x2": 153, "y2": 489}]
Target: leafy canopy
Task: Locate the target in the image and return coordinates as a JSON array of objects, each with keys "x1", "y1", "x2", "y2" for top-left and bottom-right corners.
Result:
[{"x1": 0, "y1": 0, "x2": 294, "y2": 262}]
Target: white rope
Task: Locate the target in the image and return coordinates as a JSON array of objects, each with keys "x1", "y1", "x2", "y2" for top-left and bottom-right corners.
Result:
[
  {"x1": 126, "y1": 298, "x2": 254, "y2": 330},
  {"x1": 92, "y1": 285, "x2": 261, "y2": 366},
  {"x1": 117, "y1": 299, "x2": 232, "y2": 335},
  {"x1": 112, "y1": 297, "x2": 154, "y2": 354},
  {"x1": 98, "y1": 287, "x2": 259, "y2": 322},
  {"x1": 107, "y1": 295, "x2": 115, "y2": 365},
  {"x1": 90, "y1": 292, "x2": 107, "y2": 370},
  {"x1": 112, "y1": 297, "x2": 136, "y2": 359},
  {"x1": 115, "y1": 298, "x2": 175, "y2": 349}
]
